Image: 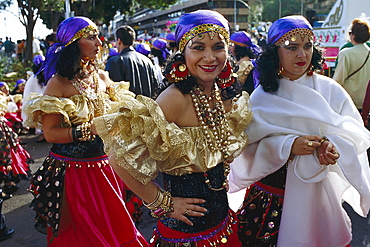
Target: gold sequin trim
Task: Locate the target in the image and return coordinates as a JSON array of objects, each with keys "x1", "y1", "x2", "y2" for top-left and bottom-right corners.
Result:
[
  {"x1": 179, "y1": 24, "x2": 230, "y2": 52},
  {"x1": 65, "y1": 24, "x2": 99, "y2": 47},
  {"x1": 275, "y1": 28, "x2": 313, "y2": 46}
]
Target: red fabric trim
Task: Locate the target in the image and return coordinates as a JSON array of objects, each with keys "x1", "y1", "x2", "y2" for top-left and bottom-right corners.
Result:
[{"x1": 255, "y1": 181, "x2": 285, "y2": 197}]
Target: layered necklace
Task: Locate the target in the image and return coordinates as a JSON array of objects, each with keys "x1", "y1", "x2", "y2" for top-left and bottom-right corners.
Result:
[
  {"x1": 190, "y1": 83, "x2": 232, "y2": 191},
  {"x1": 71, "y1": 69, "x2": 106, "y2": 117}
]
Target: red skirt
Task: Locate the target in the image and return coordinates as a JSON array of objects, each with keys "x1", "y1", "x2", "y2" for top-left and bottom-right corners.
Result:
[{"x1": 33, "y1": 153, "x2": 148, "y2": 247}]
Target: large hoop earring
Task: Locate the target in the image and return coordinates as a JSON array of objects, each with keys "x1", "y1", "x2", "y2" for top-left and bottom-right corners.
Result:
[
  {"x1": 166, "y1": 61, "x2": 189, "y2": 83},
  {"x1": 215, "y1": 62, "x2": 236, "y2": 89}
]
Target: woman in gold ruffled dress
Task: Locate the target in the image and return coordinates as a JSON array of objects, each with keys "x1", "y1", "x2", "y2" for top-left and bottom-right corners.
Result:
[
  {"x1": 94, "y1": 10, "x2": 252, "y2": 246},
  {"x1": 23, "y1": 16, "x2": 147, "y2": 246}
]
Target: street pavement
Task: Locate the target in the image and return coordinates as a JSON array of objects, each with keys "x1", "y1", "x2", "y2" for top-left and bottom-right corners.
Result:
[{"x1": 1, "y1": 133, "x2": 370, "y2": 246}]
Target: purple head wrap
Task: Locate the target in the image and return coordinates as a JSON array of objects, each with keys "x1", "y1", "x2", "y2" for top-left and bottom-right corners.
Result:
[
  {"x1": 165, "y1": 33, "x2": 176, "y2": 43},
  {"x1": 0, "y1": 82, "x2": 7, "y2": 88},
  {"x1": 33, "y1": 55, "x2": 45, "y2": 66},
  {"x1": 109, "y1": 48, "x2": 119, "y2": 57},
  {"x1": 175, "y1": 10, "x2": 230, "y2": 52},
  {"x1": 267, "y1": 15, "x2": 313, "y2": 45},
  {"x1": 153, "y1": 38, "x2": 170, "y2": 60},
  {"x1": 15, "y1": 79, "x2": 26, "y2": 87},
  {"x1": 38, "y1": 16, "x2": 98, "y2": 83},
  {"x1": 135, "y1": 43, "x2": 151, "y2": 56},
  {"x1": 230, "y1": 31, "x2": 262, "y2": 57}
]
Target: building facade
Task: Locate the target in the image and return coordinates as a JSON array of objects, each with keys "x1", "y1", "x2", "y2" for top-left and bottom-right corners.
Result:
[{"x1": 112, "y1": 0, "x2": 250, "y2": 39}]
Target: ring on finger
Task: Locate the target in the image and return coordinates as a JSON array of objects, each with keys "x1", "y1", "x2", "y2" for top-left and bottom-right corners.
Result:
[
  {"x1": 307, "y1": 141, "x2": 313, "y2": 147},
  {"x1": 185, "y1": 209, "x2": 190, "y2": 215}
]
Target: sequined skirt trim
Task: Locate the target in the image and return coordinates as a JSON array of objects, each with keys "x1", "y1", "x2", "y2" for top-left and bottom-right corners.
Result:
[
  {"x1": 149, "y1": 210, "x2": 241, "y2": 247},
  {"x1": 236, "y1": 182, "x2": 285, "y2": 247},
  {"x1": 28, "y1": 154, "x2": 109, "y2": 237}
]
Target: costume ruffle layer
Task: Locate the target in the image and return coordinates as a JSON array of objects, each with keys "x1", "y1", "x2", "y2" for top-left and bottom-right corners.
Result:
[{"x1": 94, "y1": 92, "x2": 252, "y2": 185}]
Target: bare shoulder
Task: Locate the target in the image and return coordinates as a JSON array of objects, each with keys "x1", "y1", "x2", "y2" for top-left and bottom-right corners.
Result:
[
  {"x1": 43, "y1": 75, "x2": 73, "y2": 97},
  {"x1": 156, "y1": 85, "x2": 188, "y2": 122},
  {"x1": 98, "y1": 69, "x2": 111, "y2": 86}
]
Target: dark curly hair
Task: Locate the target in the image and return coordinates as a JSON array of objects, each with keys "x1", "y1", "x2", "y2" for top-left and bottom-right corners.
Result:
[
  {"x1": 55, "y1": 41, "x2": 97, "y2": 80},
  {"x1": 256, "y1": 43, "x2": 323, "y2": 92},
  {"x1": 160, "y1": 53, "x2": 242, "y2": 100},
  {"x1": 234, "y1": 45, "x2": 257, "y2": 60}
]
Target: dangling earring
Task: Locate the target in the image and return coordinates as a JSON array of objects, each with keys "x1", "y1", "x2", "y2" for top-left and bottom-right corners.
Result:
[
  {"x1": 215, "y1": 62, "x2": 236, "y2": 89},
  {"x1": 306, "y1": 64, "x2": 314, "y2": 76},
  {"x1": 277, "y1": 66, "x2": 286, "y2": 77},
  {"x1": 166, "y1": 61, "x2": 189, "y2": 83}
]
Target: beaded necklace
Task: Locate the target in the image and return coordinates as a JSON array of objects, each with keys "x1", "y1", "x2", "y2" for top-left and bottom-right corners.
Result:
[
  {"x1": 71, "y1": 70, "x2": 106, "y2": 117},
  {"x1": 190, "y1": 83, "x2": 232, "y2": 191}
]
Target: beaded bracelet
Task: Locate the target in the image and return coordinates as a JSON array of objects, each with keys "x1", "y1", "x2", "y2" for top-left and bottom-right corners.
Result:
[
  {"x1": 75, "y1": 122, "x2": 96, "y2": 141},
  {"x1": 143, "y1": 188, "x2": 174, "y2": 218}
]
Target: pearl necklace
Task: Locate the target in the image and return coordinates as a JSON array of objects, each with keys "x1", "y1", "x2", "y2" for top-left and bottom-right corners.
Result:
[
  {"x1": 71, "y1": 71, "x2": 106, "y2": 117},
  {"x1": 190, "y1": 83, "x2": 232, "y2": 191}
]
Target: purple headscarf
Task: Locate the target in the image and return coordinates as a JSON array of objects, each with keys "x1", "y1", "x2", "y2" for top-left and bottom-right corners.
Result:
[
  {"x1": 175, "y1": 10, "x2": 230, "y2": 52},
  {"x1": 267, "y1": 15, "x2": 313, "y2": 45},
  {"x1": 165, "y1": 33, "x2": 176, "y2": 43},
  {"x1": 230, "y1": 31, "x2": 262, "y2": 57},
  {"x1": 153, "y1": 38, "x2": 170, "y2": 60},
  {"x1": 135, "y1": 43, "x2": 151, "y2": 56},
  {"x1": 38, "y1": 16, "x2": 98, "y2": 83},
  {"x1": 33, "y1": 55, "x2": 45, "y2": 66},
  {"x1": 15, "y1": 79, "x2": 26, "y2": 87}
]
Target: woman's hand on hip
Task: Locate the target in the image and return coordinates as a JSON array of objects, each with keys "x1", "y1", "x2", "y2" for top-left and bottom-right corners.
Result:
[{"x1": 168, "y1": 197, "x2": 207, "y2": 226}]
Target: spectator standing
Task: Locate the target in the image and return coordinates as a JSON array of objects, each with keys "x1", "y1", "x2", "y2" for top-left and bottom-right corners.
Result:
[
  {"x1": 333, "y1": 18, "x2": 370, "y2": 110},
  {"x1": 3, "y1": 37, "x2": 14, "y2": 58},
  {"x1": 105, "y1": 25, "x2": 159, "y2": 99}
]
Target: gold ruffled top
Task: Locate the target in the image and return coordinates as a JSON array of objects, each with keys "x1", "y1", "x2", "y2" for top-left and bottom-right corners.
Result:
[
  {"x1": 23, "y1": 81, "x2": 132, "y2": 129},
  {"x1": 94, "y1": 91, "x2": 252, "y2": 185},
  {"x1": 237, "y1": 60, "x2": 254, "y2": 84}
]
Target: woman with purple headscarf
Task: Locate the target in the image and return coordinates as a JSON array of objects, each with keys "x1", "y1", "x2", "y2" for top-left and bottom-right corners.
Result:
[
  {"x1": 230, "y1": 31, "x2": 262, "y2": 94},
  {"x1": 23, "y1": 16, "x2": 147, "y2": 246},
  {"x1": 229, "y1": 15, "x2": 370, "y2": 246},
  {"x1": 94, "y1": 10, "x2": 252, "y2": 246}
]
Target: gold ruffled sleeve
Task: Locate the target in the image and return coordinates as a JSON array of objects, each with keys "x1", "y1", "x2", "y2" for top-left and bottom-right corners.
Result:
[
  {"x1": 23, "y1": 94, "x2": 90, "y2": 129},
  {"x1": 94, "y1": 95, "x2": 192, "y2": 185},
  {"x1": 226, "y1": 91, "x2": 253, "y2": 157}
]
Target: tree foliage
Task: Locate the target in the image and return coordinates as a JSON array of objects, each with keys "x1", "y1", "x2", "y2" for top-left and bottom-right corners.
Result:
[{"x1": 252, "y1": 0, "x2": 303, "y2": 22}]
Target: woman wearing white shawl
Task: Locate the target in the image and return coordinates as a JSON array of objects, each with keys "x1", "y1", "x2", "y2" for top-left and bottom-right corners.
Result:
[{"x1": 229, "y1": 15, "x2": 370, "y2": 247}]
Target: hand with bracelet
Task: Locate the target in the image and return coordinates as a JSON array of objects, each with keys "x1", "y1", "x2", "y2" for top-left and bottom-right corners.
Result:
[{"x1": 290, "y1": 135, "x2": 340, "y2": 165}]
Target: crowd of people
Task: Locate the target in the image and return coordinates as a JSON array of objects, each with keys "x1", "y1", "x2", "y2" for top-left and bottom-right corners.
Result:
[{"x1": 0, "y1": 8, "x2": 369, "y2": 247}]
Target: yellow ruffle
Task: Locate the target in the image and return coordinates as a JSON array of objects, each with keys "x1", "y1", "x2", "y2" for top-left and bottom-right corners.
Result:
[
  {"x1": 94, "y1": 92, "x2": 253, "y2": 185},
  {"x1": 23, "y1": 83, "x2": 134, "y2": 130}
]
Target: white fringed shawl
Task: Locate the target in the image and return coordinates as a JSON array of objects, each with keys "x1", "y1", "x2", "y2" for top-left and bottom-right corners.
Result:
[{"x1": 229, "y1": 73, "x2": 370, "y2": 247}]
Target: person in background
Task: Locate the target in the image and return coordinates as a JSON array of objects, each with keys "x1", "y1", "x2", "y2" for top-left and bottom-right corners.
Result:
[
  {"x1": 230, "y1": 31, "x2": 262, "y2": 94},
  {"x1": 151, "y1": 38, "x2": 170, "y2": 69},
  {"x1": 0, "y1": 197, "x2": 15, "y2": 241},
  {"x1": 105, "y1": 25, "x2": 159, "y2": 99},
  {"x1": 94, "y1": 9, "x2": 252, "y2": 246},
  {"x1": 22, "y1": 55, "x2": 46, "y2": 142},
  {"x1": 164, "y1": 32, "x2": 178, "y2": 55},
  {"x1": 229, "y1": 15, "x2": 370, "y2": 247},
  {"x1": 136, "y1": 42, "x2": 164, "y2": 86},
  {"x1": 257, "y1": 33, "x2": 267, "y2": 51},
  {"x1": 24, "y1": 16, "x2": 147, "y2": 246},
  {"x1": 10, "y1": 79, "x2": 26, "y2": 96},
  {"x1": 333, "y1": 18, "x2": 370, "y2": 111}
]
